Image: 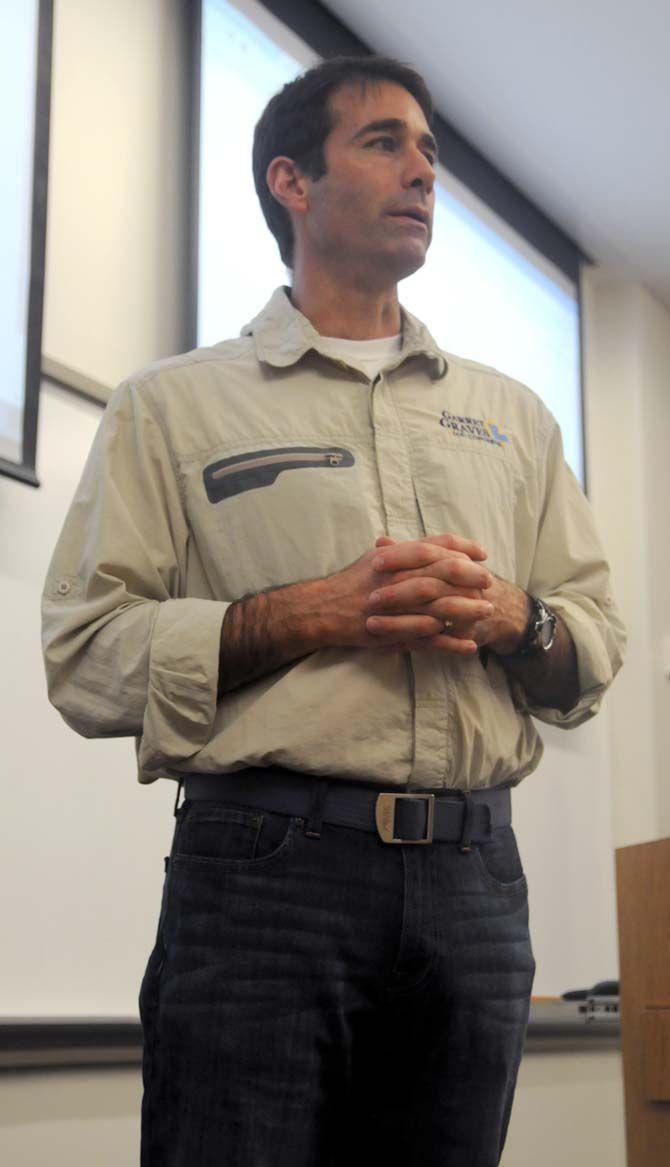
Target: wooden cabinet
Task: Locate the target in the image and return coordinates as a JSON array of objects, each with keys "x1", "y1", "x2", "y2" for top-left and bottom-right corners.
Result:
[{"x1": 616, "y1": 838, "x2": 670, "y2": 1164}]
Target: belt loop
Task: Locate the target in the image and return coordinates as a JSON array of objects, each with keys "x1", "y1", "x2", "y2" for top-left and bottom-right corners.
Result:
[
  {"x1": 173, "y1": 778, "x2": 184, "y2": 818},
  {"x1": 304, "y1": 778, "x2": 330, "y2": 839},
  {"x1": 459, "y1": 792, "x2": 474, "y2": 853}
]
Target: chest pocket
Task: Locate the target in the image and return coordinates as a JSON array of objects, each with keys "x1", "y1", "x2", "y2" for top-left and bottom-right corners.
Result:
[
  {"x1": 194, "y1": 442, "x2": 369, "y2": 597},
  {"x1": 204, "y1": 445, "x2": 354, "y2": 502},
  {"x1": 410, "y1": 439, "x2": 521, "y2": 579}
]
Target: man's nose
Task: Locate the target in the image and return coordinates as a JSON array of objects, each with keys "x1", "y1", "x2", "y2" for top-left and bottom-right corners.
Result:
[{"x1": 405, "y1": 149, "x2": 435, "y2": 192}]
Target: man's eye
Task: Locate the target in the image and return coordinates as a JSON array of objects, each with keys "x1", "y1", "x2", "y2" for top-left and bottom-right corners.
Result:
[{"x1": 369, "y1": 136, "x2": 397, "y2": 151}]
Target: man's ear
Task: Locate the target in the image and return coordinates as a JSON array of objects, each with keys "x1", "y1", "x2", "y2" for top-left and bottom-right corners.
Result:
[{"x1": 265, "y1": 156, "x2": 310, "y2": 215}]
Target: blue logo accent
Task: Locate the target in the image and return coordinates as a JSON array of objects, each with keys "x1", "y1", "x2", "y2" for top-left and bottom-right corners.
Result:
[{"x1": 486, "y1": 422, "x2": 510, "y2": 444}]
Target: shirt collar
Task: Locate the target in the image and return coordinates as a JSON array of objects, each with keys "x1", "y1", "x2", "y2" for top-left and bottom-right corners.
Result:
[{"x1": 240, "y1": 286, "x2": 448, "y2": 380}]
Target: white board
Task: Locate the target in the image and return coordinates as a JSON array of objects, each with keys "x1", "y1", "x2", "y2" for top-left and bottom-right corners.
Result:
[{"x1": 1, "y1": 383, "x2": 618, "y2": 1017}]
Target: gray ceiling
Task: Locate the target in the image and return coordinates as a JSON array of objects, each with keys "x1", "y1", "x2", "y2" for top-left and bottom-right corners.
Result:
[{"x1": 324, "y1": 0, "x2": 670, "y2": 310}]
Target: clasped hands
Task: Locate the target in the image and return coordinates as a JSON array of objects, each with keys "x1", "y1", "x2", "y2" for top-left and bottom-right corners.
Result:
[{"x1": 363, "y1": 533, "x2": 529, "y2": 656}]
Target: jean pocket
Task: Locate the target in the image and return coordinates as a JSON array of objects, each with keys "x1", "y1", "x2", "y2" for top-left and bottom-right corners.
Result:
[
  {"x1": 173, "y1": 802, "x2": 299, "y2": 869},
  {"x1": 472, "y1": 826, "x2": 527, "y2": 894}
]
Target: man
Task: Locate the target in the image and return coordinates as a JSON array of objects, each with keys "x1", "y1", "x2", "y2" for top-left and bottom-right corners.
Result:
[{"x1": 42, "y1": 55, "x2": 625, "y2": 1167}]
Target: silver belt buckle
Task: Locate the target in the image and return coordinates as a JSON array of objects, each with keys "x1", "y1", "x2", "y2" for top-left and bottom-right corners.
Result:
[{"x1": 375, "y1": 792, "x2": 435, "y2": 844}]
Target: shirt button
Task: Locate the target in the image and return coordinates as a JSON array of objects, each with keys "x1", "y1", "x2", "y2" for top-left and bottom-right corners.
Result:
[{"x1": 57, "y1": 580, "x2": 71, "y2": 596}]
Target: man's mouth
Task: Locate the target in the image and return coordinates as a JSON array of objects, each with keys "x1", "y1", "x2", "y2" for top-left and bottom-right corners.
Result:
[{"x1": 387, "y1": 207, "x2": 430, "y2": 228}]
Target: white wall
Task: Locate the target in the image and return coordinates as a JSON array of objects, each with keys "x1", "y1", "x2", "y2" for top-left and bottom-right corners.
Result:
[
  {"x1": 639, "y1": 288, "x2": 670, "y2": 837},
  {"x1": 4, "y1": 0, "x2": 670, "y2": 1163},
  {"x1": 582, "y1": 268, "x2": 670, "y2": 846}
]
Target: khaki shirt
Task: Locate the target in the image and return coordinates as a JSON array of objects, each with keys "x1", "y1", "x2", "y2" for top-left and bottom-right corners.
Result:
[{"x1": 42, "y1": 287, "x2": 626, "y2": 790}]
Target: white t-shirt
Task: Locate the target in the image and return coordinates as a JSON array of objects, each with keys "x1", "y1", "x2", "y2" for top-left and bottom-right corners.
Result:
[{"x1": 317, "y1": 332, "x2": 402, "y2": 381}]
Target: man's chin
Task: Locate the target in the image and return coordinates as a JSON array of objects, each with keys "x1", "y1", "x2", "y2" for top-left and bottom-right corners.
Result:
[
  {"x1": 330, "y1": 239, "x2": 429, "y2": 289},
  {"x1": 359, "y1": 235, "x2": 429, "y2": 284},
  {"x1": 389, "y1": 243, "x2": 430, "y2": 284}
]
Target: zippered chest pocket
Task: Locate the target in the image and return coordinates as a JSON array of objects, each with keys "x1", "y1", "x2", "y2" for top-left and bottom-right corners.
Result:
[{"x1": 203, "y1": 445, "x2": 355, "y2": 504}]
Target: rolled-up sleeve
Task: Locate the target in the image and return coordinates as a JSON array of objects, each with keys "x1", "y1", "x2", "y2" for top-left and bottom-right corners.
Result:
[
  {"x1": 41, "y1": 380, "x2": 229, "y2": 775},
  {"x1": 512, "y1": 414, "x2": 626, "y2": 728}
]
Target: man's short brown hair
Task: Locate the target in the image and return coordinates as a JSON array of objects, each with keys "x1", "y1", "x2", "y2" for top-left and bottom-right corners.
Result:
[{"x1": 252, "y1": 55, "x2": 434, "y2": 267}]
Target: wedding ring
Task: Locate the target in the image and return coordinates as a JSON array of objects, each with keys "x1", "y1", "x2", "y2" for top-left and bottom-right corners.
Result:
[{"x1": 443, "y1": 619, "x2": 454, "y2": 632}]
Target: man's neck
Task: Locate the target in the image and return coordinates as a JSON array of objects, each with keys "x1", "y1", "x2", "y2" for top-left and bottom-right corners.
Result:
[{"x1": 289, "y1": 264, "x2": 401, "y2": 340}]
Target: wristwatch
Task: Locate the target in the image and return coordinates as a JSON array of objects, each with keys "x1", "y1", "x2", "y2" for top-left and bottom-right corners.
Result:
[{"x1": 510, "y1": 596, "x2": 557, "y2": 658}]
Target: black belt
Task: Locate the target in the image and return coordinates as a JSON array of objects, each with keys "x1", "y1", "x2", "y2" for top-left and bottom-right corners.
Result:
[{"x1": 182, "y1": 768, "x2": 511, "y2": 850}]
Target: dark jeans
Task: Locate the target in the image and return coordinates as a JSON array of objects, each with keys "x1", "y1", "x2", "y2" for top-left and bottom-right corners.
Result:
[{"x1": 139, "y1": 792, "x2": 535, "y2": 1166}]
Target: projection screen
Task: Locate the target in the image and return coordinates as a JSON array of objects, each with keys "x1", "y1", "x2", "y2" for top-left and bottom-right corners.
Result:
[{"x1": 197, "y1": 0, "x2": 584, "y2": 483}]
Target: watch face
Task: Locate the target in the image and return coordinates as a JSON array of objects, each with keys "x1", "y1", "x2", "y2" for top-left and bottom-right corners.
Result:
[
  {"x1": 536, "y1": 602, "x2": 557, "y2": 650},
  {"x1": 538, "y1": 618, "x2": 554, "y2": 649}
]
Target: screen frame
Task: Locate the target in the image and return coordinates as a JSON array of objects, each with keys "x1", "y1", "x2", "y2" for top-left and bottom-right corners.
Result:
[{"x1": 0, "y1": 0, "x2": 54, "y2": 488}]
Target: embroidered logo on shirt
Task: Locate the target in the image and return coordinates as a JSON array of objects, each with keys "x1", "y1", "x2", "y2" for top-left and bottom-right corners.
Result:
[{"x1": 439, "y1": 410, "x2": 510, "y2": 448}]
